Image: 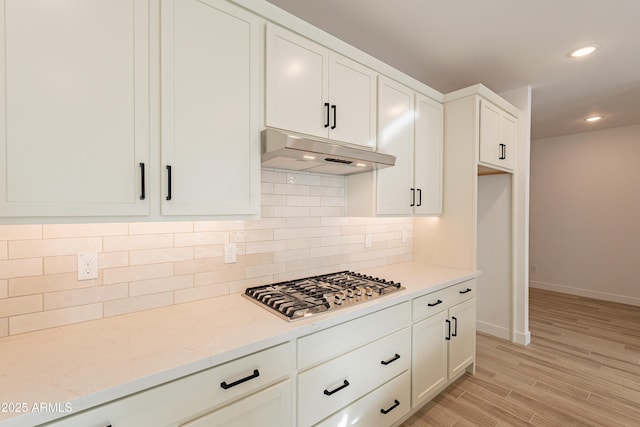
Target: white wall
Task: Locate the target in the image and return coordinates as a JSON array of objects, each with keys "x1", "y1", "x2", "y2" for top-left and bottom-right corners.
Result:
[{"x1": 530, "y1": 124, "x2": 640, "y2": 305}]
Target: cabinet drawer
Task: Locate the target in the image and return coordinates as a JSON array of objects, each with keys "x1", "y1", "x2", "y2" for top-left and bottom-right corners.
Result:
[
  {"x1": 446, "y1": 279, "x2": 476, "y2": 307},
  {"x1": 315, "y1": 370, "x2": 410, "y2": 427},
  {"x1": 412, "y1": 279, "x2": 476, "y2": 322},
  {"x1": 298, "y1": 328, "x2": 410, "y2": 427},
  {"x1": 180, "y1": 380, "x2": 292, "y2": 427},
  {"x1": 298, "y1": 301, "x2": 410, "y2": 369},
  {"x1": 43, "y1": 342, "x2": 292, "y2": 427}
]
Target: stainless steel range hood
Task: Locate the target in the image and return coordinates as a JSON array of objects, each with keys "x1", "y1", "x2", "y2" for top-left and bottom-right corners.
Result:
[{"x1": 261, "y1": 128, "x2": 395, "y2": 175}]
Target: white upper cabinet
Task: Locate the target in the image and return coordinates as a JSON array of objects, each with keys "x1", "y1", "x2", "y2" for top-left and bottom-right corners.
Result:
[
  {"x1": 349, "y1": 78, "x2": 443, "y2": 217},
  {"x1": 376, "y1": 77, "x2": 415, "y2": 215},
  {"x1": 479, "y1": 100, "x2": 516, "y2": 172},
  {"x1": 0, "y1": 0, "x2": 150, "y2": 217},
  {"x1": 266, "y1": 24, "x2": 376, "y2": 149},
  {"x1": 161, "y1": 0, "x2": 261, "y2": 216},
  {"x1": 414, "y1": 94, "x2": 444, "y2": 215}
]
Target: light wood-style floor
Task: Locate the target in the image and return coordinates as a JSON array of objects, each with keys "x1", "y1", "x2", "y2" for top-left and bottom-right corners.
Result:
[{"x1": 401, "y1": 288, "x2": 640, "y2": 426}]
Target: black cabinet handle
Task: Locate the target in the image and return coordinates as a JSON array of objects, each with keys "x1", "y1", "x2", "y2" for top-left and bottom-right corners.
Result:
[
  {"x1": 324, "y1": 102, "x2": 330, "y2": 128},
  {"x1": 499, "y1": 143, "x2": 506, "y2": 160},
  {"x1": 452, "y1": 316, "x2": 458, "y2": 337},
  {"x1": 380, "y1": 353, "x2": 400, "y2": 366},
  {"x1": 324, "y1": 379, "x2": 349, "y2": 396},
  {"x1": 380, "y1": 399, "x2": 400, "y2": 415},
  {"x1": 428, "y1": 299, "x2": 443, "y2": 307},
  {"x1": 139, "y1": 162, "x2": 145, "y2": 200},
  {"x1": 459, "y1": 288, "x2": 472, "y2": 294},
  {"x1": 445, "y1": 319, "x2": 451, "y2": 340},
  {"x1": 220, "y1": 369, "x2": 260, "y2": 390},
  {"x1": 331, "y1": 104, "x2": 337, "y2": 129},
  {"x1": 166, "y1": 165, "x2": 172, "y2": 201},
  {"x1": 410, "y1": 188, "x2": 415, "y2": 207},
  {"x1": 417, "y1": 188, "x2": 422, "y2": 207}
]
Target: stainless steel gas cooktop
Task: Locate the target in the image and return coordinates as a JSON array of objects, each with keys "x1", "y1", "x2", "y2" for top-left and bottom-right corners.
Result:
[{"x1": 243, "y1": 271, "x2": 404, "y2": 321}]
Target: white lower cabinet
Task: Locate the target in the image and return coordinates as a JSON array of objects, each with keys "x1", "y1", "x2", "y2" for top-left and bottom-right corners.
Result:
[
  {"x1": 180, "y1": 380, "x2": 291, "y2": 427},
  {"x1": 315, "y1": 370, "x2": 411, "y2": 427},
  {"x1": 296, "y1": 303, "x2": 411, "y2": 427},
  {"x1": 43, "y1": 342, "x2": 292, "y2": 427},
  {"x1": 39, "y1": 280, "x2": 477, "y2": 427},
  {"x1": 411, "y1": 280, "x2": 476, "y2": 408}
]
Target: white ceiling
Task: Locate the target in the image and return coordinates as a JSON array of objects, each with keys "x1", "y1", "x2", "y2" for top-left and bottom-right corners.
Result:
[{"x1": 265, "y1": 0, "x2": 640, "y2": 140}]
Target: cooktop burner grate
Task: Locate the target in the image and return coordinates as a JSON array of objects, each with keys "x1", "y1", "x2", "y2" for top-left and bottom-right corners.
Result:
[{"x1": 243, "y1": 271, "x2": 403, "y2": 321}]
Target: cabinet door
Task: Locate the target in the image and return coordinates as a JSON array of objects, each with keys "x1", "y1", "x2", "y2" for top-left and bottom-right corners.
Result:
[
  {"x1": 479, "y1": 100, "x2": 501, "y2": 169},
  {"x1": 448, "y1": 298, "x2": 476, "y2": 379},
  {"x1": 0, "y1": 0, "x2": 149, "y2": 217},
  {"x1": 376, "y1": 77, "x2": 414, "y2": 215},
  {"x1": 414, "y1": 94, "x2": 443, "y2": 215},
  {"x1": 265, "y1": 24, "x2": 328, "y2": 139},
  {"x1": 328, "y1": 52, "x2": 376, "y2": 148},
  {"x1": 180, "y1": 380, "x2": 292, "y2": 427},
  {"x1": 499, "y1": 112, "x2": 517, "y2": 170},
  {"x1": 161, "y1": 0, "x2": 260, "y2": 215},
  {"x1": 411, "y1": 310, "x2": 448, "y2": 407}
]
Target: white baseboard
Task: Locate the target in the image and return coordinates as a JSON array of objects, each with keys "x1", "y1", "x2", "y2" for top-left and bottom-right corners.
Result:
[
  {"x1": 476, "y1": 320, "x2": 510, "y2": 340},
  {"x1": 530, "y1": 280, "x2": 640, "y2": 307},
  {"x1": 514, "y1": 330, "x2": 531, "y2": 346}
]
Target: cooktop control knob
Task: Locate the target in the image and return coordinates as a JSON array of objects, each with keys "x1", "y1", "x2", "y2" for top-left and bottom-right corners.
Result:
[
  {"x1": 365, "y1": 286, "x2": 373, "y2": 296},
  {"x1": 334, "y1": 295, "x2": 343, "y2": 305},
  {"x1": 346, "y1": 289, "x2": 354, "y2": 298}
]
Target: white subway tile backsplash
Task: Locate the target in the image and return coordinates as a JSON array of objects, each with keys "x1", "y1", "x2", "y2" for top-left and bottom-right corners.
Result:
[
  {"x1": 0, "y1": 318, "x2": 7, "y2": 337},
  {"x1": 44, "y1": 284, "x2": 128, "y2": 311},
  {"x1": 103, "y1": 263, "x2": 173, "y2": 285},
  {"x1": 0, "y1": 280, "x2": 7, "y2": 299},
  {"x1": 104, "y1": 234, "x2": 173, "y2": 252},
  {"x1": 9, "y1": 237, "x2": 102, "y2": 259},
  {"x1": 0, "y1": 169, "x2": 415, "y2": 335},
  {"x1": 129, "y1": 275, "x2": 193, "y2": 297},
  {"x1": 44, "y1": 283, "x2": 129, "y2": 310},
  {"x1": 43, "y1": 223, "x2": 128, "y2": 239},
  {"x1": 274, "y1": 183, "x2": 310, "y2": 196},
  {"x1": 129, "y1": 247, "x2": 194, "y2": 266},
  {"x1": 0, "y1": 258, "x2": 42, "y2": 280},
  {"x1": 103, "y1": 293, "x2": 173, "y2": 318},
  {"x1": 0, "y1": 224, "x2": 42, "y2": 241},
  {"x1": 10, "y1": 303, "x2": 103, "y2": 335}
]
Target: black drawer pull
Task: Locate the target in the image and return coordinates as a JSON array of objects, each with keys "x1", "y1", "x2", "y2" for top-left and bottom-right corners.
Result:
[
  {"x1": 324, "y1": 379, "x2": 349, "y2": 396},
  {"x1": 220, "y1": 369, "x2": 260, "y2": 390},
  {"x1": 445, "y1": 319, "x2": 451, "y2": 340},
  {"x1": 380, "y1": 353, "x2": 400, "y2": 365},
  {"x1": 139, "y1": 162, "x2": 145, "y2": 200},
  {"x1": 459, "y1": 288, "x2": 472, "y2": 294},
  {"x1": 428, "y1": 299, "x2": 443, "y2": 307},
  {"x1": 380, "y1": 399, "x2": 400, "y2": 415},
  {"x1": 417, "y1": 188, "x2": 422, "y2": 207},
  {"x1": 410, "y1": 188, "x2": 415, "y2": 207}
]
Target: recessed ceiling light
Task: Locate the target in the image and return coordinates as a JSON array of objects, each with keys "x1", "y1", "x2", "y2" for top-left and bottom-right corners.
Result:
[
  {"x1": 584, "y1": 115, "x2": 603, "y2": 122},
  {"x1": 569, "y1": 44, "x2": 600, "y2": 58},
  {"x1": 302, "y1": 155, "x2": 316, "y2": 160}
]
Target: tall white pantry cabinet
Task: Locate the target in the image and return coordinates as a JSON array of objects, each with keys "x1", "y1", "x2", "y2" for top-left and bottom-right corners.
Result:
[{"x1": 0, "y1": 0, "x2": 260, "y2": 219}]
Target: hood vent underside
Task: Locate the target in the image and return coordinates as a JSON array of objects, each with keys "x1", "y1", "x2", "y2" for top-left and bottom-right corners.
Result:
[{"x1": 261, "y1": 128, "x2": 395, "y2": 176}]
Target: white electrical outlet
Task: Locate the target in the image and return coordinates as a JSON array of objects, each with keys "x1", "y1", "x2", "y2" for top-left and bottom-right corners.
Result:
[
  {"x1": 530, "y1": 265, "x2": 537, "y2": 274},
  {"x1": 224, "y1": 243, "x2": 237, "y2": 264},
  {"x1": 78, "y1": 253, "x2": 99, "y2": 280},
  {"x1": 401, "y1": 230, "x2": 408, "y2": 244},
  {"x1": 364, "y1": 234, "x2": 373, "y2": 248}
]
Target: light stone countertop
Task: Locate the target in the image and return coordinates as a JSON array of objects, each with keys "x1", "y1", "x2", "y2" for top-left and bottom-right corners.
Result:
[{"x1": 0, "y1": 262, "x2": 479, "y2": 426}]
